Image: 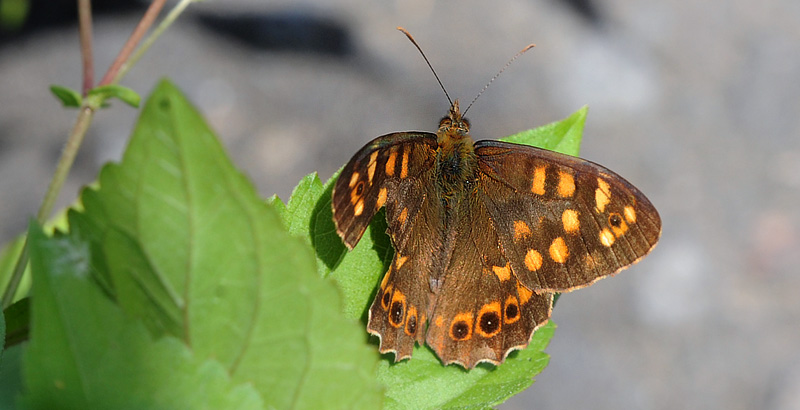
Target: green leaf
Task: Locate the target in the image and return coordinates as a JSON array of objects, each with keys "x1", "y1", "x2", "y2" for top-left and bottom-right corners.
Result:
[
  {"x1": 2, "y1": 298, "x2": 28, "y2": 348},
  {"x1": 0, "y1": 344, "x2": 23, "y2": 410},
  {"x1": 1, "y1": 298, "x2": 5, "y2": 355},
  {"x1": 277, "y1": 169, "x2": 391, "y2": 319},
  {"x1": 49, "y1": 85, "x2": 82, "y2": 108},
  {"x1": 281, "y1": 106, "x2": 587, "y2": 407},
  {"x1": 284, "y1": 173, "x2": 327, "y2": 240},
  {"x1": 0, "y1": 207, "x2": 72, "y2": 309},
  {"x1": 501, "y1": 105, "x2": 587, "y2": 156},
  {"x1": 68, "y1": 80, "x2": 381, "y2": 408},
  {"x1": 23, "y1": 222, "x2": 264, "y2": 409},
  {"x1": 378, "y1": 322, "x2": 554, "y2": 410},
  {"x1": 86, "y1": 84, "x2": 141, "y2": 108}
]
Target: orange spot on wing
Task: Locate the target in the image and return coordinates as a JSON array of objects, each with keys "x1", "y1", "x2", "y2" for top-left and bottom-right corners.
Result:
[
  {"x1": 562, "y1": 209, "x2": 580, "y2": 234},
  {"x1": 595, "y1": 178, "x2": 611, "y2": 213},
  {"x1": 624, "y1": 205, "x2": 637, "y2": 224},
  {"x1": 398, "y1": 208, "x2": 408, "y2": 225},
  {"x1": 376, "y1": 187, "x2": 387, "y2": 209},
  {"x1": 513, "y1": 220, "x2": 531, "y2": 241},
  {"x1": 395, "y1": 255, "x2": 408, "y2": 269},
  {"x1": 524, "y1": 249, "x2": 543, "y2": 271},
  {"x1": 549, "y1": 237, "x2": 569, "y2": 263},
  {"x1": 492, "y1": 263, "x2": 511, "y2": 282},
  {"x1": 531, "y1": 166, "x2": 546, "y2": 195},
  {"x1": 516, "y1": 282, "x2": 533, "y2": 305},
  {"x1": 400, "y1": 149, "x2": 409, "y2": 179},
  {"x1": 367, "y1": 151, "x2": 378, "y2": 184},
  {"x1": 353, "y1": 199, "x2": 364, "y2": 216},
  {"x1": 599, "y1": 228, "x2": 615, "y2": 247},
  {"x1": 380, "y1": 266, "x2": 392, "y2": 289},
  {"x1": 557, "y1": 171, "x2": 575, "y2": 198},
  {"x1": 385, "y1": 149, "x2": 397, "y2": 177}
]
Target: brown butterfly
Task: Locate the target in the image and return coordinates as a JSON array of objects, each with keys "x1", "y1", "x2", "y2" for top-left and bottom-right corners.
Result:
[{"x1": 331, "y1": 30, "x2": 661, "y2": 369}]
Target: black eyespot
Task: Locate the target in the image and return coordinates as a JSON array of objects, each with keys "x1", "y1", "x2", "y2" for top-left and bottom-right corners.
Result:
[
  {"x1": 505, "y1": 303, "x2": 519, "y2": 320},
  {"x1": 355, "y1": 181, "x2": 365, "y2": 196},
  {"x1": 390, "y1": 301, "x2": 405, "y2": 325},
  {"x1": 479, "y1": 311, "x2": 500, "y2": 335},
  {"x1": 452, "y1": 321, "x2": 470, "y2": 340},
  {"x1": 609, "y1": 213, "x2": 622, "y2": 227},
  {"x1": 382, "y1": 289, "x2": 391, "y2": 309},
  {"x1": 406, "y1": 314, "x2": 417, "y2": 335}
]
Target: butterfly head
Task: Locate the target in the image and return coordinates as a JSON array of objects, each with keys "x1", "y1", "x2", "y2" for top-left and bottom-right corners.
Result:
[{"x1": 438, "y1": 100, "x2": 471, "y2": 141}]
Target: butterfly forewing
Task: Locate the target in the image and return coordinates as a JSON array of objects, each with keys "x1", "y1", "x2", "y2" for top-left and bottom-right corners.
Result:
[
  {"x1": 332, "y1": 132, "x2": 438, "y2": 248},
  {"x1": 475, "y1": 140, "x2": 661, "y2": 292},
  {"x1": 424, "y1": 195, "x2": 553, "y2": 368}
]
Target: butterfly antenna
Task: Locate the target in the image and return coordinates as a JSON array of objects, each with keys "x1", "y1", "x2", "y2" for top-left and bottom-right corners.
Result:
[
  {"x1": 397, "y1": 27, "x2": 453, "y2": 107},
  {"x1": 463, "y1": 43, "x2": 536, "y2": 116}
]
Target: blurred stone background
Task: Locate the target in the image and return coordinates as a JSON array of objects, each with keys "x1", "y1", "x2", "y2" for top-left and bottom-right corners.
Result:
[{"x1": 1, "y1": 0, "x2": 799, "y2": 409}]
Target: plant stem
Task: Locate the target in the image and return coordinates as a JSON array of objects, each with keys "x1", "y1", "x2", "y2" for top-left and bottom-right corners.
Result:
[
  {"x1": 98, "y1": 0, "x2": 168, "y2": 86},
  {"x1": 1, "y1": 239, "x2": 28, "y2": 309},
  {"x1": 78, "y1": 0, "x2": 94, "y2": 95},
  {"x1": 37, "y1": 107, "x2": 96, "y2": 222},
  {"x1": 114, "y1": 0, "x2": 194, "y2": 84},
  {"x1": 1, "y1": 107, "x2": 94, "y2": 309}
]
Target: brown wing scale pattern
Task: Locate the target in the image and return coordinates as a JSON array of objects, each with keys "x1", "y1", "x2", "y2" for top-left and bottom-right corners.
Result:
[
  {"x1": 424, "y1": 193, "x2": 553, "y2": 368},
  {"x1": 332, "y1": 132, "x2": 438, "y2": 248}
]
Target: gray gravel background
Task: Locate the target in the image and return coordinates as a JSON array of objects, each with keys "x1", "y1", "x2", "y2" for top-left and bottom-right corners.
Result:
[{"x1": 2, "y1": 1, "x2": 799, "y2": 409}]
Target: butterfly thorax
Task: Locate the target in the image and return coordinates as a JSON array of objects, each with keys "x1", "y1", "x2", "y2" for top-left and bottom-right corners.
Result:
[{"x1": 435, "y1": 101, "x2": 478, "y2": 209}]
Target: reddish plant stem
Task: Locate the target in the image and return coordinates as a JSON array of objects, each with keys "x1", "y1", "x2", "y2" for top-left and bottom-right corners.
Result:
[
  {"x1": 78, "y1": 0, "x2": 94, "y2": 94},
  {"x1": 98, "y1": 0, "x2": 168, "y2": 86}
]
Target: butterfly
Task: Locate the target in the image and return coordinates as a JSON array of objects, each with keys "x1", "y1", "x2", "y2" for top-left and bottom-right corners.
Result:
[{"x1": 331, "y1": 31, "x2": 661, "y2": 369}]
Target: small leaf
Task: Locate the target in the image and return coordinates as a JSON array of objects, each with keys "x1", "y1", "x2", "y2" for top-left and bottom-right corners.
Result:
[
  {"x1": 283, "y1": 173, "x2": 327, "y2": 240},
  {"x1": 266, "y1": 194, "x2": 287, "y2": 220},
  {"x1": 49, "y1": 85, "x2": 82, "y2": 108},
  {"x1": 23, "y1": 222, "x2": 265, "y2": 409},
  {"x1": 87, "y1": 84, "x2": 141, "y2": 108}
]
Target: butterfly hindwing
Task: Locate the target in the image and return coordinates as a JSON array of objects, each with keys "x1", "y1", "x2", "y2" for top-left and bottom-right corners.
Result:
[
  {"x1": 474, "y1": 140, "x2": 661, "y2": 292},
  {"x1": 367, "y1": 173, "x2": 444, "y2": 359},
  {"x1": 424, "y1": 192, "x2": 553, "y2": 368},
  {"x1": 332, "y1": 132, "x2": 438, "y2": 248}
]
